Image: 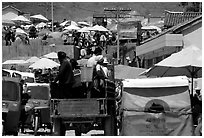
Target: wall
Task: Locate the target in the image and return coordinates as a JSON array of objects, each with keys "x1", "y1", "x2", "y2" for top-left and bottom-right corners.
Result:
[{"x1": 183, "y1": 25, "x2": 202, "y2": 49}]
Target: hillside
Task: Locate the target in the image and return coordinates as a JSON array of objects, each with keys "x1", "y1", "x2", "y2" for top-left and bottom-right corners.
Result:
[{"x1": 2, "y1": 2, "x2": 183, "y2": 22}]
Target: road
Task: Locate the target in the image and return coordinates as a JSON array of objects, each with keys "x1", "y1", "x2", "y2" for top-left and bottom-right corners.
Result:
[{"x1": 17, "y1": 129, "x2": 105, "y2": 136}]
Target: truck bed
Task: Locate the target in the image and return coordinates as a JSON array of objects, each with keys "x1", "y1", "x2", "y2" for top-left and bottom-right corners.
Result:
[{"x1": 51, "y1": 98, "x2": 109, "y2": 118}]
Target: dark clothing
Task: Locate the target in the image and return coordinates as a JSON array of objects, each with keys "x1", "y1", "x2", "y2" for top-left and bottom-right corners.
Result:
[
  {"x1": 55, "y1": 58, "x2": 75, "y2": 98},
  {"x1": 56, "y1": 58, "x2": 75, "y2": 85}
]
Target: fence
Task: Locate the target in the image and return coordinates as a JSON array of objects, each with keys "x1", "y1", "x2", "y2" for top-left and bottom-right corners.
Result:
[{"x1": 2, "y1": 38, "x2": 76, "y2": 62}]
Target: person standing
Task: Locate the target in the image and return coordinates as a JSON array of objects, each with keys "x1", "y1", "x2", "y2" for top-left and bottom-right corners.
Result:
[{"x1": 54, "y1": 51, "x2": 75, "y2": 98}]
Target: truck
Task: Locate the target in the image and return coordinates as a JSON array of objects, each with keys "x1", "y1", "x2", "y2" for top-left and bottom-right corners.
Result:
[{"x1": 50, "y1": 66, "x2": 117, "y2": 136}]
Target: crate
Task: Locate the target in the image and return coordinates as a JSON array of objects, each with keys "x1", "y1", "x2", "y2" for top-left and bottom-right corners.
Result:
[{"x1": 80, "y1": 66, "x2": 93, "y2": 82}]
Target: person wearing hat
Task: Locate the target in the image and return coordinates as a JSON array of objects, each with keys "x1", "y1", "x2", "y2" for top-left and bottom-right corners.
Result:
[{"x1": 54, "y1": 51, "x2": 75, "y2": 98}]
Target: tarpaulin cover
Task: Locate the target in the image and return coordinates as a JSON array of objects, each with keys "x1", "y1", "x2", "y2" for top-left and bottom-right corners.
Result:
[{"x1": 121, "y1": 76, "x2": 193, "y2": 136}]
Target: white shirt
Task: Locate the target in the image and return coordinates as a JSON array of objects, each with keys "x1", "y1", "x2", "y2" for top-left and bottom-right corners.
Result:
[{"x1": 87, "y1": 54, "x2": 97, "y2": 67}]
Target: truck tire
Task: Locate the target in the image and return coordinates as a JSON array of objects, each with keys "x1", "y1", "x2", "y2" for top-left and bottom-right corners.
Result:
[
  {"x1": 75, "y1": 129, "x2": 82, "y2": 136},
  {"x1": 104, "y1": 116, "x2": 114, "y2": 136},
  {"x1": 52, "y1": 119, "x2": 66, "y2": 136}
]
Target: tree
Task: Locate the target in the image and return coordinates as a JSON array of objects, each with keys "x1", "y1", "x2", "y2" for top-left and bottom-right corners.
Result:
[{"x1": 179, "y1": 2, "x2": 202, "y2": 12}]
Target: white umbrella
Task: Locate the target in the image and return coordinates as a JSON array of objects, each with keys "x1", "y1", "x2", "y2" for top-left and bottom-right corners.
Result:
[
  {"x1": 64, "y1": 25, "x2": 80, "y2": 31},
  {"x1": 140, "y1": 45, "x2": 202, "y2": 94},
  {"x1": 78, "y1": 21, "x2": 90, "y2": 26},
  {"x1": 71, "y1": 21, "x2": 78, "y2": 26},
  {"x1": 43, "y1": 52, "x2": 58, "y2": 59},
  {"x1": 36, "y1": 22, "x2": 47, "y2": 28},
  {"x1": 15, "y1": 28, "x2": 28, "y2": 35},
  {"x1": 30, "y1": 14, "x2": 49, "y2": 22},
  {"x1": 25, "y1": 56, "x2": 40, "y2": 63},
  {"x1": 29, "y1": 58, "x2": 60, "y2": 69},
  {"x1": 60, "y1": 20, "x2": 69, "y2": 26},
  {"x1": 90, "y1": 25, "x2": 109, "y2": 32},
  {"x1": 11, "y1": 15, "x2": 31, "y2": 24}
]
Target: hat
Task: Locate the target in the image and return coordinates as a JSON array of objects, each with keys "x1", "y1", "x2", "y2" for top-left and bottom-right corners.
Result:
[{"x1": 103, "y1": 58, "x2": 109, "y2": 64}]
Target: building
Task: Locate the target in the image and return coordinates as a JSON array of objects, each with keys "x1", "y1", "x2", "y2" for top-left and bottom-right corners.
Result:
[
  {"x1": 136, "y1": 11, "x2": 202, "y2": 69},
  {"x1": 2, "y1": 5, "x2": 22, "y2": 21}
]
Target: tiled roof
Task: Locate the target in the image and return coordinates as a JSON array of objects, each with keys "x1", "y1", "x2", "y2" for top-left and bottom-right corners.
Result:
[
  {"x1": 164, "y1": 10, "x2": 202, "y2": 28},
  {"x1": 141, "y1": 14, "x2": 202, "y2": 45},
  {"x1": 2, "y1": 5, "x2": 21, "y2": 12}
]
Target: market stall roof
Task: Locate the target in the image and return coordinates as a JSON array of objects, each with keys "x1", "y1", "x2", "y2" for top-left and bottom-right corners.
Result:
[
  {"x1": 2, "y1": 59, "x2": 27, "y2": 65},
  {"x1": 29, "y1": 58, "x2": 60, "y2": 69},
  {"x1": 25, "y1": 56, "x2": 40, "y2": 63},
  {"x1": 30, "y1": 14, "x2": 49, "y2": 22},
  {"x1": 15, "y1": 28, "x2": 28, "y2": 35},
  {"x1": 114, "y1": 65, "x2": 146, "y2": 80},
  {"x1": 11, "y1": 15, "x2": 31, "y2": 24},
  {"x1": 64, "y1": 25, "x2": 80, "y2": 30},
  {"x1": 77, "y1": 27, "x2": 92, "y2": 32},
  {"x1": 90, "y1": 25, "x2": 109, "y2": 32},
  {"x1": 36, "y1": 22, "x2": 47, "y2": 28},
  {"x1": 43, "y1": 52, "x2": 58, "y2": 59}
]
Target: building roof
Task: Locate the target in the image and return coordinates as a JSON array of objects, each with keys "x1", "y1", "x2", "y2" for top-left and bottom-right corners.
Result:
[
  {"x1": 164, "y1": 10, "x2": 202, "y2": 28},
  {"x1": 141, "y1": 14, "x2": 202, "y2": 45},
  {"x1": 2, "y1": 5, "x2": 21, "y2": 13}
]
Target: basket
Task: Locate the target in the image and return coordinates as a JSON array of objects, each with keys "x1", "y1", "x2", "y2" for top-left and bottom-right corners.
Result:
[{"x1": 80, "y1": 66, "x2": 93, "y2": 82}]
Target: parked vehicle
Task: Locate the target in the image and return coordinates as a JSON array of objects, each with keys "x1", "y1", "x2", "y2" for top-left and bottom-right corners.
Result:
[
  {"x1": 2, "y1": 69, "x2": 36, "y2": 83},
  {"x1": 2, "y1": 77, "x2": 23, "y2": 135},
  {"x1": 50, "y1": 66, "x2": 117, "y2": 136},
  {"x1": 23, "y1": 83, "x2": 52, "y2": 135},
  {"x1": 119, "y1": 76, "x2": 194, "y2": 136}
]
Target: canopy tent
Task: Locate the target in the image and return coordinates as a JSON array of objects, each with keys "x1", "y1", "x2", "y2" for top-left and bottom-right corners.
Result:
[
  {"x1": 11, "y1": 15, "x2": 31, "y2": 24},
  {"x1": 30, "y1": 14, "x2": 49, "y2": 22},
  {"x1": 25, "y1": 56, "x2": 40, "y2": 63},
  {"x1": 2, "y1": 59, "x2": 27, "y2": 65},
  {"x1": 77, "y1": 27, "x2": 92, "y2": 33},
  {"x1": 2, "y1": 20, "x2": 16, "y2": 26},
  {"x1": 114, "y1": 65, "x2": 146, "y2": 80},
  {"x1": 90, "y1": 25, "x2": 109, "y2": 32},
  {"x1": 64, "y1": 25, "x2": 80, "y2": 31},
  {"x1": 29, "y1": 58, "x2": 60, "y2": 69},
  {"x1": 60, "y1": 20, "x2": 69, "y2": 26},
  {"x1": 43, "y1": 52, "x2": 58, "y2": 59},
  {"x1": 36, "y1": 22, "x2": 47, "y2": 28}
]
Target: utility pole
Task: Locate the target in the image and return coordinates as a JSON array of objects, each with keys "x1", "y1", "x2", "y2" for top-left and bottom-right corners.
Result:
[
  {"x1": 104, "y1": 7, "x2": 131, "y2": 64},
  {"x1": 51, "y1": 2, "x2": 54, "y2": 32}
]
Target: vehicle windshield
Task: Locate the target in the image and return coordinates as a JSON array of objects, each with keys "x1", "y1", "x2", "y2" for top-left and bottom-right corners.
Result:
[
  {"x1": 2, "y1": 81, "x2": 19, "y2": 101},
  {"x1": 2, "y1": 70, "x2": 11, "y2": 77},
  {"x1": 27, "y1": 86, "x2": 49, "y2": 100},
  {"x1": 25, "y1": 77, "x2": 35, "y2": 83}
]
